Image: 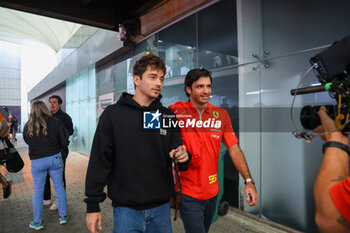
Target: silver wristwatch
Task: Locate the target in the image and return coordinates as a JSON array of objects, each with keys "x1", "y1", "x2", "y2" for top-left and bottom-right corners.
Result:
[{"x1": 244, "y1": 178, "x2": 255, "y2": 185}]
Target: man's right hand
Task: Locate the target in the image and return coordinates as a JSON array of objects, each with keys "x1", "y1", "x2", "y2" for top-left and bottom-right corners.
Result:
[
  {"x1": 314, "y1": 106, "x2": 349, "y2": 145},
  {"x1": 169, "y1": 145, "x2": 189, "y2": 163},
  {"x1": 86, "y1": 212, "x2": 102, "y2": 233}
]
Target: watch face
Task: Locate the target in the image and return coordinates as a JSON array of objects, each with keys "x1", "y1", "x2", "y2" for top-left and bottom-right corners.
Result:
[{"x1": 245, "y1": 178, "x2": 255, "y2": 184}]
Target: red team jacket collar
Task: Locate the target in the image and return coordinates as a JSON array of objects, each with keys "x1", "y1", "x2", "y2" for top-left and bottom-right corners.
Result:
[{"x1": 185, "y1": 100, "x2": 212, "y2": 115}]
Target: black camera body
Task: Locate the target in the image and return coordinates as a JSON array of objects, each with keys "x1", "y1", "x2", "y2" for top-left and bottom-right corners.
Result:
[
  {"x1": 291, "y1": 36, "x2": 350, "y2": 133},
  {"x1": 310, "y1": 37, "x2": 350, "y2": 83}
]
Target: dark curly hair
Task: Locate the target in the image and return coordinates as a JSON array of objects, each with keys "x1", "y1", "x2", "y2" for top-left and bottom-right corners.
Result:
[{"x1": 133, "y1": 54, "x2": 166, "y2": 78}]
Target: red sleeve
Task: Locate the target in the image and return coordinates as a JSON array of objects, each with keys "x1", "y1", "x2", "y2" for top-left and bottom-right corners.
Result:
[
  {"x1": 0, "y1": 113, "x2": 5, "y2": 122},
  {"x1": 222, "y1": 110, "x2": 238, "y2": 148},
  {"x1": 330, "y1": 177, "x2": 350, "y2": 223}
]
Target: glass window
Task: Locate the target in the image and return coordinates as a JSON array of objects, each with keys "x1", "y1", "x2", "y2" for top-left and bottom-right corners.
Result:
[
  {"x1": 158, "y1": 15, "x2": 197, "y2": 79},
  {"x1": 113, "y1": 61, "x2": 127, "y2": 92},
  {"x1": 66, "y1": 66, "x2": 97, "y2": 155},
  {"x1": 96, "y1": 67, "x2": 114, "y2": 96},
  {"x1": 198, "y1": 0, "x2": 238, "y2": 69},
  {"x1": 261, "y1": 0, "x2": 350, "y2": 57},
  {"x1": 161, "y1": 84, "x2": 188, "y2": 107}
]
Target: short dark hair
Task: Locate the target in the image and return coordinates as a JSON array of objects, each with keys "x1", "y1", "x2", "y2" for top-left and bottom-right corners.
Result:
[
  {"x1": 49, "y1": 95, "x2": 63, "y2": 105},
  {"x1": 133, "y1": 54, "x2": 166, "y2": 78},
  {"x1": 184, "y1": 69, "x2": 212, "y2": 97}
]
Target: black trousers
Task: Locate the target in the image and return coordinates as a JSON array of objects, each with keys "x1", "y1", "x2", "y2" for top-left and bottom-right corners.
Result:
[
  {"x1": 179, "y1": 194, "x2": 218, "y2": 233},
  {"x1": 44, "y1": 147, "x2": 68, "y2": 201}
]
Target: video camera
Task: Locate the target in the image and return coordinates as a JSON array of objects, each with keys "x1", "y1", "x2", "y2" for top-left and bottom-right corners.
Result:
[{"x1": 290, "y1": 36, "x2": 350, "y2": 136}]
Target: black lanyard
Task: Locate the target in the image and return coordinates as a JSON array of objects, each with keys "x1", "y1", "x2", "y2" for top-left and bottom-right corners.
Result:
[{"x1": 172, "y1": 158, "x2": 182, "y2": 221}]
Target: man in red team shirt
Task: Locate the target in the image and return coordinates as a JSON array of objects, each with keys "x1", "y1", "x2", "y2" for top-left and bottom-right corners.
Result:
[
  {"x1": 314, "y1": 106, "x2": 350, "y2": 233},
  {"x1": 169, "y1": 68, "x2": 258, "y2": 233}
]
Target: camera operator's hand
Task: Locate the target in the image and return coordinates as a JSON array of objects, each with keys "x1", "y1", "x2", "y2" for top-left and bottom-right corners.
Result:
[{"x1": 313, "y1": 106, "x2": 349, "y2": 145}]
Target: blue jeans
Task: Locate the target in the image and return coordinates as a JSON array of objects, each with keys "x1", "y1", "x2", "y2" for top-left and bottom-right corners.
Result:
[
  {"x1": 113, "y1": 202, "x2": 172, "y2": 233},
  {"x1": 31, "y1": 153, "x2": 67, "y2": 222},
  {"x1": 179, "y1": 194, "x2": 218, "y2": 233}
]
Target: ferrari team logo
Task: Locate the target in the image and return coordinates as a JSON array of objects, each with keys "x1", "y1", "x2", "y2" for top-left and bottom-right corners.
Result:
[{"x1": 213, "y1": 111, "x2": 219, "y2": 119}]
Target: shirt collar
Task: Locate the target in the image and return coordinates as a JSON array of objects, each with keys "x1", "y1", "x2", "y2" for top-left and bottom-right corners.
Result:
[{"x1": 186, "y1": 100, "x2": 212, "y2": 115}]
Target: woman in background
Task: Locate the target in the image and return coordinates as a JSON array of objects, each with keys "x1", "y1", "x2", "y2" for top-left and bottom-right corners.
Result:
[{"x1": 23, "y1": 100, "x2": 69, "y2": 230}]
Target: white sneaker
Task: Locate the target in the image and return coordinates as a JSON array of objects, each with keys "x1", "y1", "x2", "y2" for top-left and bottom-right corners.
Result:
[
  {"x1": 59, "y1": 216, "x2": 69, "y2": 225},
  {"x1": 43, "y1": 200, "x2": 51, "y2": 207},
  {"x1": 49, "y1": 200, "x2": 58, "y2": 211}
]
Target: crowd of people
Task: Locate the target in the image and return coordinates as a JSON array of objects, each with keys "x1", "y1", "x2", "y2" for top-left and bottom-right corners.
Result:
[
  {"x1": 0, "y1": 54, "x2": 348, "y2": 233},
  {"x1": 0, "y1": 96, "x2": 73, "y2": 230}
]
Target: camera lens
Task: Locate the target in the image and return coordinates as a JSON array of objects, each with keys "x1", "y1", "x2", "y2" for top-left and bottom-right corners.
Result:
[{"x1": 300, "y1": 105, "x2": 336, "y2": 130}]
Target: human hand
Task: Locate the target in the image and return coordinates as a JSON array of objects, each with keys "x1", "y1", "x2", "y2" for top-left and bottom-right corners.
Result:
[
  {"x1": 86, "y1": 212, "x2": 102, "y2": 233},
  {"x1": 169, "y1": 145, "x2": 189, "y2": 163},
  {"x1": 313, "y1": 106, "x2": 349, "y2": 145},
  {"x1": 244, "y1": 183, "x2": 258, "y2": 206}
]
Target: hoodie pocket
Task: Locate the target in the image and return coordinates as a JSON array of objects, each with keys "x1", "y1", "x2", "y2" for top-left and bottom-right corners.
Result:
[{"x1": 111, "y1": 162, "x2": 172, "y2": 205}]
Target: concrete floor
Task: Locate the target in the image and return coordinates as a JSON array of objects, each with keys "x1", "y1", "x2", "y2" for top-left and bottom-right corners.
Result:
[{"x1": 0, "y1": 137, "x2": 301, "y2": 233}]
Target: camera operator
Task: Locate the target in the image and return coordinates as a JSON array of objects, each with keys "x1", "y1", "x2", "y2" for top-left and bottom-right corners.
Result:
[{"x1": 313, "y1": 106, "x2": 350, "y2": 233}]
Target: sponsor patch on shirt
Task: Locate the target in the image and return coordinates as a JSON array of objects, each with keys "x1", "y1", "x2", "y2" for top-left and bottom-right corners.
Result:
[
  {"x1": 160, "y1": 128, "x2": 167, "y2": 136},
  {"x1": 209, "y1": 174, "x2": 218, "y2": 184}
]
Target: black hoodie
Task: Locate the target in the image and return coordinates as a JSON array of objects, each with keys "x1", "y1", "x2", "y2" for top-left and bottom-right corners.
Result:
[
  {"x1": 23, "y1": 117, "x2": 69, "y2": 160},
  {"x1": 84, "y1": 93, "x2": 191, "y2": 213}
]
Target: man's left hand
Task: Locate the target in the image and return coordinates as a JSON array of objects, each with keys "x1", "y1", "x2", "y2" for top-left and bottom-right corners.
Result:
[
  {"x1": 169, "y1": 145, "x2": 189, "y2": 163},
  {"x1": 244, "y1": 183, "x2": 258, "y2": 206}
]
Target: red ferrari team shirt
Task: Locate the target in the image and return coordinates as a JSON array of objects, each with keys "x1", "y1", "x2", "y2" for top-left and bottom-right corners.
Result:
[
  {"x1": 169, "y1": 100, "x2": 238, "y2": 200},
  {"x1": 330, "y1": 177, "x2": 350, "y2": 223}
]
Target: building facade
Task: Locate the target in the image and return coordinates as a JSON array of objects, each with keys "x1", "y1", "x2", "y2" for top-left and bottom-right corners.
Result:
[{"x1": 0, "y1": 40, "x2": 21, "y2": 125}]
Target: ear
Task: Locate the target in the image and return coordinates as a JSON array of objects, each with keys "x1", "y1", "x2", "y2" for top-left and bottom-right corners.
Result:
[
  {"x1": 133, "y1": 75, "x2": 141, "y2": 87},
  {"x1": 186, "y1": 86, "x2": 192, "y2": 96}
]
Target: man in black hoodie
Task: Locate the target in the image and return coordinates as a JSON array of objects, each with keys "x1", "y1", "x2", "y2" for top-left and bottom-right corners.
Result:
[{"x1": 85, "y1": 54, "x2": 191, "y2": 233}]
